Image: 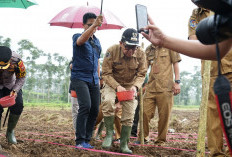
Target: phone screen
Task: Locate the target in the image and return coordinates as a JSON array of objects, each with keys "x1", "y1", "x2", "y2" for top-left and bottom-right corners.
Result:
[{"x1": 135, "y1": 4, "x2": 148, "y2": 33}]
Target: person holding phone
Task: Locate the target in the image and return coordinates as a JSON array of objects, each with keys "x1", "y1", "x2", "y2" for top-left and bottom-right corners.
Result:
[{"x1": 101, "y1": 28, "x2": 147, "y2": 154}]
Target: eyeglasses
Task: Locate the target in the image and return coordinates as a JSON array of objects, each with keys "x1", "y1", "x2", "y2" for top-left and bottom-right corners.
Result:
[
  {"x1": 123, "y1": 43, "x2": 138, "y2": 51},
  {"x1": 86, "y1": 23, "x2": 93, "y2": 27}
]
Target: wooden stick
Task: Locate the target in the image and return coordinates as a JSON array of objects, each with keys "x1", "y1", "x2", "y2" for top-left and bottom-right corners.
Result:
[
  {"x1": 196, "y1": 60, "x2": 211, "y2": 157},
  {"x1": 139, "y1": 87, "x2": 144, "y2": 144}
]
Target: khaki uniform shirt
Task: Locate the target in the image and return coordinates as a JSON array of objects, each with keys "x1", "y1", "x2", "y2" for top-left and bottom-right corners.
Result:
[
  {"x1": 188, "y1": 8, "x2": 232, "y2": 76},
  {"x1": 0, "y1": 52, "x2": 26, "y2": 92},
  {"x1": 188, "y1": 8, "x2": 210, "y2": 38},
  {"x1": 188, "y1": 8, "x2": 210, "y2": 74},
  {"x1": 145, "y1": 45, "x2": 181, "y2": 93},
  {"x1": 102, "y1": 44, "x2": 147, "y2": 90}
]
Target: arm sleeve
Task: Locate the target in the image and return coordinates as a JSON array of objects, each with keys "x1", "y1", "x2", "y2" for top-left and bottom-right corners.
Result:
[
  {"x1": 188, "y1": 9, "x2": 198, "y2": 38},
  {"x1": 170, "y1": 50, "x2": 182, "y2": 64},
  {"x1": 13, "y1": 60, "x2": 26, "y2": 92}
]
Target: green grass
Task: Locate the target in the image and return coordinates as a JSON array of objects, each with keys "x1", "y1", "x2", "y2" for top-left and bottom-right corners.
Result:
[
  {"x1": 24, "y1": 102, "x2": 71, "y2": 109},
  {"x1": 24, "y1": 102, "x2": 199, "y2": 111},
  {"x1": 173, "y1": 105, "x2": 200, "y2": 110}
]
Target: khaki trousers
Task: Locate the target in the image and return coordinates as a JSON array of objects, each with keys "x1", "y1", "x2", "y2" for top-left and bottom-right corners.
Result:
[
  {"x1": 142, "y1": 91, "x2": 173, "y2": 141},
  {"x1": 207, "y1": 73, "x2": 232, "y2": 157},
  {"x1": 102, "y1": 84, "x2": 137, "y2": 126},
  {"x1": 71, "y1": 97, "x2": 79, "y2": 131}
]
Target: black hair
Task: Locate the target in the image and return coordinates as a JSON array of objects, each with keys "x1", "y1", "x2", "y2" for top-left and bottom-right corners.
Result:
[{"x1": 83, "y1": 12, "x2": 97, "y2": 24}]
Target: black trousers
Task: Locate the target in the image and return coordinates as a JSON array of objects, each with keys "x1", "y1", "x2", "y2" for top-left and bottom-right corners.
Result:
[
  {"x1": 0, "y1": 87, "x2": 24, "y2": 117},
  {"x1": 71, "y1": 79, "x2": 100, "y2": 145},
  {"x1": 131, "y1": 102, "x2": 140, "y2": 136}
]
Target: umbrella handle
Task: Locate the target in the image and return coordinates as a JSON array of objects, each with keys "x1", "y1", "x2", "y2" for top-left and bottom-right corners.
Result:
[
  {"x1": 100, "y1": 0, "x2": 103, "y2": 15},
  {"x1": 99, "y1": 0, "x2": 103, "y2": 27},
  {"x1": 3, "y1": 108, "x2": 9, "y2": 127}
]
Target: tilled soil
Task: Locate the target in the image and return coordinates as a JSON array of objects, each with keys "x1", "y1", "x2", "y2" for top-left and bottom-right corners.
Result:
[{"x1": 0, "y1": 107, "x2": 208, "y2": 157}]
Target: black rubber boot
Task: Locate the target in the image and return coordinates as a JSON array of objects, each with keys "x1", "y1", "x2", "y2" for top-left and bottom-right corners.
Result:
[
  {"x1": 6, "y1": 113, "x2": 20, "y2": 144},
  {"x1": 102, "y1": 116, "x2": 114, "y2": 149}
]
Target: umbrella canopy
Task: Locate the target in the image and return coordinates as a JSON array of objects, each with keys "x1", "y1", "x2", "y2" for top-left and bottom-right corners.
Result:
[
  {"x1": 0, "y1": 0, "x2": 37, "y2": 9},
  {"x1": 49, "y1": 5, "x2": 125, "y2": 30}
]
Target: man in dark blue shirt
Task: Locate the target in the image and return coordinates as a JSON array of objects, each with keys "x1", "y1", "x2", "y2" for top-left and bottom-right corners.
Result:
[{"x1": 71, "y1": 12, "x2": 103, "y2": 149}]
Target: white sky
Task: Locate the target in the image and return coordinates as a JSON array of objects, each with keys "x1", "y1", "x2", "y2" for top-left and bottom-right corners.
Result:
[{"x1": 0, "y1": 0, "x2": 201, "y2": 72}]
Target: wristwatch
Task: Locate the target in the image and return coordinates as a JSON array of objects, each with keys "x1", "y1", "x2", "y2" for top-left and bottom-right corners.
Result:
[{"x1": 175, "y1": 80, "x2": 181, "y2": 84}]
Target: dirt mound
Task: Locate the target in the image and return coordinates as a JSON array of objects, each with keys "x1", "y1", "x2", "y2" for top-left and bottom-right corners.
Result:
[{"x1": 0, "y1": 107, "x2": 207, "y2": 156}]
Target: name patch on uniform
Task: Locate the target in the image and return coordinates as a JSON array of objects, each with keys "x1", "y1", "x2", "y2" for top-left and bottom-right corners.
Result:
[
  {"x1": 189, "y1": 19, "x2": 197, "y2": 28},
  {"x1": 113, "y1": 62, "x2": 122, "y2": 65}
]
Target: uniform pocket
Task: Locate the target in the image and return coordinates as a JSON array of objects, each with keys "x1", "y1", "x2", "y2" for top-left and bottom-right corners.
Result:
[
  {"x1": 114, "y1": 64, "x2": 124, "y2": 70},
  {"x1": 159, "y1": 52, "x2": 169, "y2": 64},
  {"x1": 128, "y1": 60, "x2": 139, "y2": 70}
]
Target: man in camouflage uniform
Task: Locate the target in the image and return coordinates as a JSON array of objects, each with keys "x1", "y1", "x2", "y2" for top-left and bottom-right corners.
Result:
[
  {"x1": 101, "y1": 28, "x2": 147, "y2": 154},
  {"x1": 188, "y1": 8, "x2": 232, "y2": 156},
  {"x1": 137, "y1": 44, "x2": 181, "y2": 144},
  {"x1": 0, "y1": 46, "x2": 26, "y2": 144}
]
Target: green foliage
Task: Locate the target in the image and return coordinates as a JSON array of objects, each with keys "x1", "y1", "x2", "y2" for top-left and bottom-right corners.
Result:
[
  {"x1": 174, "y1": 66, "x2": 202, "y2": 106},
  {"x1": 1, "y1": 36, "x2": 70, "y2": 104},
  {"x1": 2, "y1": 35, "x2": 202, "y2": 106},
  {"x1": 0, "y1": 36, "x2": 11, "y2": 47}
]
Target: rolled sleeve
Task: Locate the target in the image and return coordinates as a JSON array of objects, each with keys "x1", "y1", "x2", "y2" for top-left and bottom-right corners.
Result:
[
  {"x1": 13, "y1": 60, "x2": 26, "y2": 92},
  {"x1": 188, "y1": 9, "x2": 198, "y2": 39}
]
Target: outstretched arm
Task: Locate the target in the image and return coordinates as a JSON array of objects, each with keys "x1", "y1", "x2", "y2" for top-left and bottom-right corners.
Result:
[
  {"x1": 142, "y1": 17, "x2": 232, "y2": 60},
  {"x1": 76, "y1": 15, "x2": 103, "y2": 46}
]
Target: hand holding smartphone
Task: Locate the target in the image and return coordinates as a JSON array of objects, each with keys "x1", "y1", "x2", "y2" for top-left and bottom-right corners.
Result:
[{"x1": 135, "y1": 4, "x2": 149, "y2": 34}]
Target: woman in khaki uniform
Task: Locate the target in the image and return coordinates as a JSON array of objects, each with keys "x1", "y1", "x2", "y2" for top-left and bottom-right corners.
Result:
[
  {"x1": 137, "y1": 44, "x2": 181, "y2": 144},
  {"x1": 188, "y1": 8, "x2": 232, "y2": 157},
  {"x1": 101, "y1": 28, "x2": 147, "y2": 154}
]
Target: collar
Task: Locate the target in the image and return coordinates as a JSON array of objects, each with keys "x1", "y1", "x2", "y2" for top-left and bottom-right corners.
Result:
[
  {"x1": 199, "y1": 7, "x2": 210, "y2": 14},
  {"x1": 120, "y1": 47, "x2": 137, "y2": 58}
]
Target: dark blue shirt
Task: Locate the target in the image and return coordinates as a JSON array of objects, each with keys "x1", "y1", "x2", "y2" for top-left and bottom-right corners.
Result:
[{"x1": 71, "y1": 33, "x2": 101, "y2": 84}]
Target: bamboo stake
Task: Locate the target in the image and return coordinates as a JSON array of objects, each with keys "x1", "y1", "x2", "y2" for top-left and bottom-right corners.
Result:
[
  {"x1": 139, "y1": 87, "x2": 144, "y2": 144},
  {"x1": 196, "y1": 60, "x2": 211, "y2": 157}
]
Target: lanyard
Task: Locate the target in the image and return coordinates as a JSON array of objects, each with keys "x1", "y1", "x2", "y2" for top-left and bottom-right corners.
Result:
[{"x1": 213, "y1": 14, "x2": 232, "y2": 155}]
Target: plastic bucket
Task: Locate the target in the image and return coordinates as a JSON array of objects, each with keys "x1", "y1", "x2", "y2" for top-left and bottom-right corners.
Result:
[
  {"x1": 0, "y1": 95, "x2": 16, "y2": 108},
  {"x1": 116, "y1": 90, "x2": 135, "y2": 102},
  {"x1": 71, "y1": 90, "x2": 77, "y2": 98}
]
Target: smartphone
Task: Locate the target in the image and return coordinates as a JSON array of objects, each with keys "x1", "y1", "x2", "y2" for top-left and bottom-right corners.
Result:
[{"x1": 135, "y1": 4, "x2": 148, "y2": 34}]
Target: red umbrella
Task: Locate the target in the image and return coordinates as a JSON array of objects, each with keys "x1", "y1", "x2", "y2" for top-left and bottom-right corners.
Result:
[{"x1": 49, "y1": 5, "x2": 125, "y2": 30}]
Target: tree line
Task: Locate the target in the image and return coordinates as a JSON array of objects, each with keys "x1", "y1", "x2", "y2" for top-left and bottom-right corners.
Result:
[{"x1": 0, "y1": 36, "x2": 202, "y2": 106}]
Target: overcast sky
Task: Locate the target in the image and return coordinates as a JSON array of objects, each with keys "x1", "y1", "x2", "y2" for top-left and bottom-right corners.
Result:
[{"x1": 0, "y1": 0, "x2": 200, "y2": 72}]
